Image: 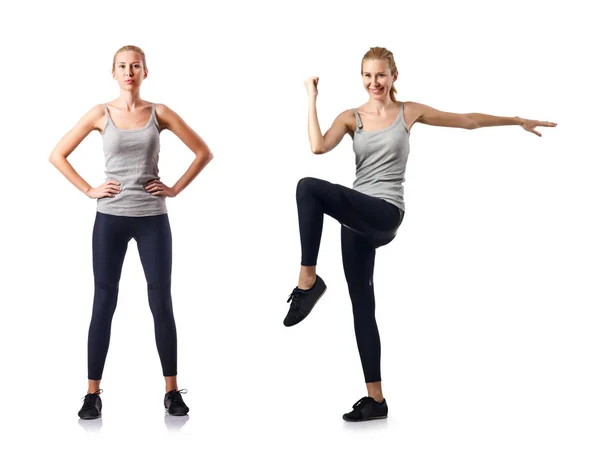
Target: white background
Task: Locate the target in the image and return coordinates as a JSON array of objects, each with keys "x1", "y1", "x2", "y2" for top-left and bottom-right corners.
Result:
[{"x1": 1, "y1": 0, "x2": 598, "y2": 461}]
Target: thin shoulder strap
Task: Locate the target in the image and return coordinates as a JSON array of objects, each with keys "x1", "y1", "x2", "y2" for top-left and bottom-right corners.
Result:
[
  {"x1": 352, "y1": 108, "x2": 363, "y2": 130},
  {"x1": 150, "y1": 103, "x2": 160, "y2": 129},
  {"x1": 102, "y1": 104, "x2": 112, "y2": 131},
  {"x1": 398, "y1": 101, "x2": 409, "y2": 133}
]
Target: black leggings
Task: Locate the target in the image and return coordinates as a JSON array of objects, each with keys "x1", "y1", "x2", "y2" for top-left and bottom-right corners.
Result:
[
  {"x1": 87, "y1": 212, "x2": 177, "y2": 380},
  {"x1": 296, "y1": 177, "x2": 404, "y2": 383}
]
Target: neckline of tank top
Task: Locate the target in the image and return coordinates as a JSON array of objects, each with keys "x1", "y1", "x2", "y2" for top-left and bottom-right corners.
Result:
[
  {"x1": 354, "y1": 103, "x2": 409, "y2": 135},
  {"x1": 103, "y1": 104, "x2": 157, "y2": 133}
]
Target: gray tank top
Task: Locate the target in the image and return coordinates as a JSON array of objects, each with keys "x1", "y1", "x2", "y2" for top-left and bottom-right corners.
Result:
[
  {"x1": 97, "y1": 103, "x2": 167, "y2": 217},
  {"x1": 352, "y1": 102, "x2": 410, "y2": 211}
]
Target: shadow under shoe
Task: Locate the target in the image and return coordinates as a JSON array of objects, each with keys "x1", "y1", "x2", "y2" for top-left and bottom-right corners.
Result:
[
  {"x1": 164, "y1": 389, "x2": 189, "y2": 416},
  {"x1": 342, "y1": 396, "x2": 388, "y2": 422},
  {"x1": 164, "y1": 414, "x2": 190, "y2": 432},
  {"x1": 78, "y1": 390, "x2": 103, "y2": 420},
  {"x1": 283, "y1": 275, "x2": 327, "y2": 327}
]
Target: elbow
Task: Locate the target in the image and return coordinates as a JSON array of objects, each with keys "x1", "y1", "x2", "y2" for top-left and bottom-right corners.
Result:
[
  {"x1": 198, "y1": 149, "x2": 214, "y2": 164},
  {"x1": 49, "y1": 151, "x2": 60, "y2": 166},
  {"x1": 311, "y1": 146, "x2": 326, "y2": 155},
  {"x1": 466, "y1": 116, "x2": 479, "y2": 130}
]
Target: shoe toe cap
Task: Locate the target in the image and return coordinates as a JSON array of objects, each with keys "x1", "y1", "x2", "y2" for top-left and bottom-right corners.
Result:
[
  {"x1": 342, "y1": 412, "x2": 361, "y2": 422},
  {"x1": 78, "y1": 410, "x2": 101, "y2": 420},
  {"x1": 283, "y1": 312, "x2": 302, "y2": 327},
  {"x1": 168, "y1": 405, "x2": 189, "y2": 416}
]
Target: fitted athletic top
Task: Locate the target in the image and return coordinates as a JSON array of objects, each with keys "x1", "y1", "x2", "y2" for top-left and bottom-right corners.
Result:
[
  {"x1": 97, "y1": 103, "x2": 167, "y2": 217},
  {"x1": 351, "y1": 102, "x2": 410, "y2": 211}
]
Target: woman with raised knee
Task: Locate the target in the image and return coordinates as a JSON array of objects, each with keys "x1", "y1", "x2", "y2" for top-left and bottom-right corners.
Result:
[
  {"x1": 49, "y1": 45, "x2": 213, "y2": 419},
  {"x1": 284, "y1": 46, "x2": 556, "y2": 421}
]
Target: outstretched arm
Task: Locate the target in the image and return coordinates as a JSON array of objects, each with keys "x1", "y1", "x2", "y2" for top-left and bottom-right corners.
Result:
[
  {"x1": 49, "y1": 105, "x2": 121, "y2": 199},
  {"x1": 406, "y1": 102, "x2": 557, "y2": 137},
  {"x1": 146, "y1": 104, "x2": 214, "y2": 197},
  {"x1": 305, "y1": 77, "x2": 353, "y2": 154}
]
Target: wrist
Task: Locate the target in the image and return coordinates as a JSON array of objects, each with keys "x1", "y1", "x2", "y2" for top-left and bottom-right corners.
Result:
[{"x1": 515, "y1": 116, "x2": 524, "y2": 126}]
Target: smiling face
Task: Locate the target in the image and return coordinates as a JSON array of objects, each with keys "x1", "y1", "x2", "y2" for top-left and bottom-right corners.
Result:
[
  {"x1": 112, "y1": 50, "x2": 147, "y2": 90},
  {"x1": 361, "y1": 59, "x2": 398, "y2": 101}
]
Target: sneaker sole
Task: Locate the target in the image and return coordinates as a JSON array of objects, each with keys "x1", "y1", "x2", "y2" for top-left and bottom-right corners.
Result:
[
  {"x1": 284, "y1": 285, "x2": 327, "y2": 327},
  {"x1": 165, "y1": 408, "x2": 189, "y2": 416},
  {"x1": 343, "y1": 414, "x2": 387, "y2": 422},
  {"x1": 78, "y1": 414, "x2": 102, "y2": 420}
]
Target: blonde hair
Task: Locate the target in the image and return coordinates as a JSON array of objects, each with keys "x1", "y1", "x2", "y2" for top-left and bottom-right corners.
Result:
[
  {"x1": 112, "y1": 45, "x2": 147, "y2": 72},
  {"x1": 361, "y1": 47, "x2": 398, "y2": 102}
]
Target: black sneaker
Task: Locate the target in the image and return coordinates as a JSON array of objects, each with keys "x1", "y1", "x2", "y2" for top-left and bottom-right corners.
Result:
[
  {"x1": 283, "y1": 275, "x2": 327, "y2": 327},
  {"x1": 164, "y1": 389, "x2": 189, "y2": 416},
  {"x1": 78, "y1": 390, "x2": 102, "y2": 420},
  {"x1": 342, "y1": 396, "x2": 388, "y2": 422}
]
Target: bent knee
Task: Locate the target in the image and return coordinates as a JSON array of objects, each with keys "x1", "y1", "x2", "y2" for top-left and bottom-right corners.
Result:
[{"x1": 296, "y1": 177, "x2": 328, "y2": 198}]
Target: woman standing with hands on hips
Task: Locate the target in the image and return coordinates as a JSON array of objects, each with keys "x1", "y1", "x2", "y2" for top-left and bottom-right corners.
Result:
[
  {"x1": 49, "y1": 45, "x2": 213, "y2": 419},
  {"x1": 283, "y1": 47, "x2": 556, "y2": 421}
]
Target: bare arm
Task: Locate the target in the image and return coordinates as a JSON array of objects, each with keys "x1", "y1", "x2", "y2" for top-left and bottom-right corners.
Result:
[
  {"x1": 406, "y1": 102, "x2": 557, "y2": 136},
  {"x1": 305, "y1": 77, "x2": 352, "y2": 154},
  {"x1": 146, "y1": 104, "x2": 213, "y2": 197},
  {"x1": 49, "y1": 105, "x2": 121, "y2": 198}
]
